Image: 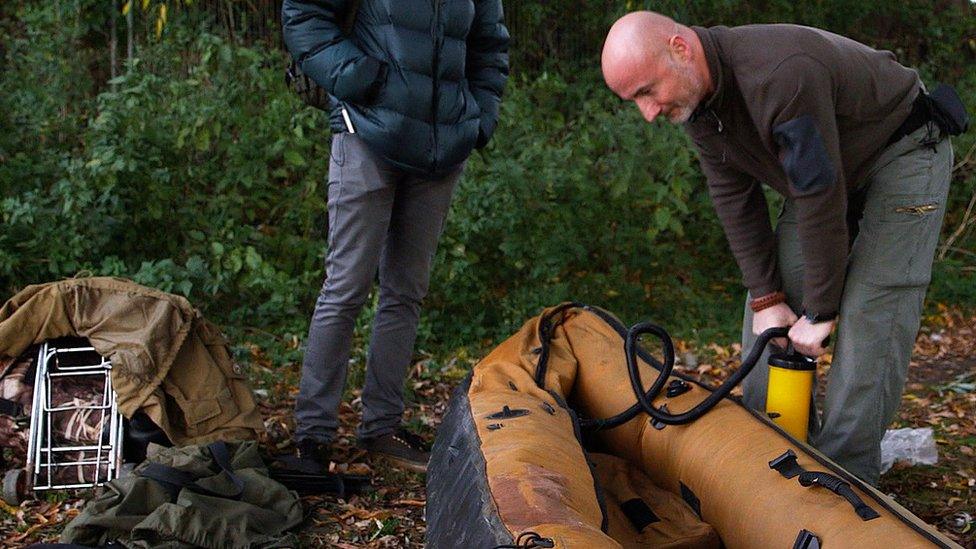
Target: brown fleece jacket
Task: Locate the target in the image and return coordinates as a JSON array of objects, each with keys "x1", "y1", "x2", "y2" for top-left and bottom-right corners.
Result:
[{"x1": 684, "y1": 24, "x2": 920, "y2": 315}]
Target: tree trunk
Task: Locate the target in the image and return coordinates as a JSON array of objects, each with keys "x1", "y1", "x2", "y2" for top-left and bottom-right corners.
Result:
[
  {"x1": 224, "y1": 0, "x2": 237, "y2": 45},
  {"x1": 110, "y1": 0, "x2": 118, "y2": 87},
  {"x1": 126, "y1": 0, "x2": 134, "y2": 71}
]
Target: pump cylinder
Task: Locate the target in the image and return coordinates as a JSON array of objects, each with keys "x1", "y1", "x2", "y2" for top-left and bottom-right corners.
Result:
[{"x1": 765, "y1": 352, "x2": 816, "y2": 440}]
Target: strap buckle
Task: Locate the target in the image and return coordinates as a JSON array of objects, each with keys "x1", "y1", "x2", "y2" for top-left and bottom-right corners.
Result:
[{"x1": 768, "y1": 449, "x2": 803, "y2": 479}]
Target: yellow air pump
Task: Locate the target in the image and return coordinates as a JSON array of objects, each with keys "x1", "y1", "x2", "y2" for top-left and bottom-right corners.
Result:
[{"x1": 765, "y1": 349, "x2": 817, "y2": 441}]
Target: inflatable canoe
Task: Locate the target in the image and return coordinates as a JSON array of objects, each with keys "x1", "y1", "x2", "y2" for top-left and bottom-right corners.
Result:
[{"x1": 426, "y1": 305, "x2": 961, "y2": 548}]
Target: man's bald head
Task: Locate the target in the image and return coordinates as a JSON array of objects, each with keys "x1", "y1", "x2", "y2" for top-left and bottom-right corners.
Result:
[
  {"x1": 601, "y1": 11, "x2": 712, "y2": 124},
  {"x1": 602, "y1": 11, "x2": 679, "y2": 87}
]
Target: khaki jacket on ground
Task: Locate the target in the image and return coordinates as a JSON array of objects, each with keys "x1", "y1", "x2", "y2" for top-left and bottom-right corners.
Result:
[{"x1": 0, "y1": 277, "x2": 265, "y2": 445}]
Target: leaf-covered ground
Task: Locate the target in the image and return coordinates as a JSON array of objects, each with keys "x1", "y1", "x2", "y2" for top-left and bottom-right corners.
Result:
[{"x1": 2, "y1": 309, "x2": 973, "y2": 548}]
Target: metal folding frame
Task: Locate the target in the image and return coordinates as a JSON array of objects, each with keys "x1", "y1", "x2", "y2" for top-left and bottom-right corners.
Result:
[{"x1": 25, "y1": 342, "x2": 124, "y2": 492}]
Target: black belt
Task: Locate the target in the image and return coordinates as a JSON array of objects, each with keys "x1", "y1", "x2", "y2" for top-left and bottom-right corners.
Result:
[{"x1": 887, "y1": 92, "x2": 933, "y2": 146}]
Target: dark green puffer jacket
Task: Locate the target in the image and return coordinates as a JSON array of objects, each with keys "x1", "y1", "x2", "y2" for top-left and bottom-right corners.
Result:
[{"x1": 282, "y1": 0, "x2": 510, "y2": 177}]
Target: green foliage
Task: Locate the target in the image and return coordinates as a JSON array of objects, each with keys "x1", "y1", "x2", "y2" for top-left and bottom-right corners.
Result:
[
  {"x1": 2, "y1": 16, "x2": 331, "y2": 330},
  {"x1": 522, "y1": 0, "x2": 976, "y2": 82},
  {"x1": 426, "y1": 71, "x2": 738, "y2": 344},
  {"x1": 934, "y1": 70, "x2": 976, "y2": 306},
  {"x1": 1, "y1": 1, "x2": 974, "y2": 360}
]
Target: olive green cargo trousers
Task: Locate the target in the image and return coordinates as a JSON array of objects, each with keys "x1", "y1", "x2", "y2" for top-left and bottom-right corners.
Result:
[{"x1": 740, "y1": 125, "x2": 954, "y2": 485}]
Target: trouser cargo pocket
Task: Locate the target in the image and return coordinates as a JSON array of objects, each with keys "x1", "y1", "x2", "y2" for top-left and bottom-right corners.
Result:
[{"x1": 848, "y1": 131, "x2": 952, "y2": 289}]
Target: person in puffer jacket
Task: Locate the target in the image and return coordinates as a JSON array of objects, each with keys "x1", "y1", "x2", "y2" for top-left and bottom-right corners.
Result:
[{"x1": 281, "y1": 0, "x2": 509, "y2": 474}]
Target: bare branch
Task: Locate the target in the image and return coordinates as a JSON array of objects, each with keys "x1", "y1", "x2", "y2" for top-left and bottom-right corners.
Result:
[{"x1": 939, "y1": 188, "x2": 976, "y2": 261}]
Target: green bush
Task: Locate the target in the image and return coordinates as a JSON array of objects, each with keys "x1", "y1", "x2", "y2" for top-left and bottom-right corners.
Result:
[
  {"x1": 427, "y1": 71, "x2": 740, "y2": 344},
  {"x1": 1, "y1": 1, "x2": 973, "y2": 357},
  {"x1": 2, "y1": 18, "x2": 332, "y2": 331},
  {"x1": 516, "y1": 0, "x2": 976, "y2": 80}
]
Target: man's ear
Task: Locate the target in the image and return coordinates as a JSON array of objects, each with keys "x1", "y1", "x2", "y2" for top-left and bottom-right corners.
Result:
[{"x1": 667, "y1": 35, "x2": 691, "y2": 62}]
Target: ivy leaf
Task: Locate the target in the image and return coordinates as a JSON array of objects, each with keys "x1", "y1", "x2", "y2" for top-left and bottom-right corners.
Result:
[
  {"x1": 195, "y1": 129, "x2": 210, "y2": 151},
  {"x1": 654, "y1": 207, "x2": 671, "y2": 230},
  {"x1": 177, "y1": 280, "x2": 193, "y2": 296},
  {"x1": 284, "y1": 149, "x2": 306, "y2": 167},
  {"x1": 245, "y1": 246, "x2": 262, "y2": 270}
]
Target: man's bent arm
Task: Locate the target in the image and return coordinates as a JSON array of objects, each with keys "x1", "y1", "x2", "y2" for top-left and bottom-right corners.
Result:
[
  {"x1": 758, "y1": 55, "x2": 849, "y2": 318},
  {"x1": 282, "y1": 0, "x2": 386, "y2": 105},
  {"x1": 696, "y1": 143, "x2": 783, "y2": 299}
]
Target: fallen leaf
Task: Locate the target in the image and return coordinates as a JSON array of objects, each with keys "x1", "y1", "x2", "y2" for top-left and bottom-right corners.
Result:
[{"x1": 393, "y1": 499, "x2": 426, "y2": 507}]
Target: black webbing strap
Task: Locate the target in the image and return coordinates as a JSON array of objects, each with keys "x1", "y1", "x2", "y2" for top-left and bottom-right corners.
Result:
[
  {"x1": 620, "y1": 498, "x2": 659, "y2": 532},
  {"x1": 267, "y1": 466, "x2": 371, "y2": 497},
  {"x1": 793, "y1": 529, "x2": 821, "y2": 549},
  {"x1": 533, "y1": 303, "x2": 581, "y2": 387},
  {"x1": 769, "y1": 449, "x2": 880, "y2": 521},
  {"x1": 137, "y1": 441, "x2": 245, "y2": 501},
  {"x1": 679, "y1": 482, "x2": 702, "y2": 519},
  {"x1": 25, "y1": 543, "x2": 125, "y2": 549},
  {"x1": 0, "y1": 397, "x2": 23, "y2": 416},
  {"x1": 798, "y1": 471, "x2": 881, "y2": 521}
]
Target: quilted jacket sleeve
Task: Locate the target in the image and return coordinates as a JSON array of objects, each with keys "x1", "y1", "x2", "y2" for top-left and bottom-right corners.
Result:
[
  {"x1": 466, "y1": 0, "x2": 510, "y2": 148},
  {"x1": 281, "y1": 0, "x2": 386, "y2": 105}
]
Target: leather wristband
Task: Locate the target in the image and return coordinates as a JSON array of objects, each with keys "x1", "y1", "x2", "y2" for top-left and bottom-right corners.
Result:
[{"x1": 749, "y1": 291, "x2": 786, "y2": 313}]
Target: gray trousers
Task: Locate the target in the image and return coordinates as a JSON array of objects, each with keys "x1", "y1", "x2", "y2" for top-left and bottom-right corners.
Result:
[
  {"x1": 295, "y1": 133, "x2": 462, "y2": 443},
  {"x1": 741, "y1": 125, "x2": 953, "y2": 485}
]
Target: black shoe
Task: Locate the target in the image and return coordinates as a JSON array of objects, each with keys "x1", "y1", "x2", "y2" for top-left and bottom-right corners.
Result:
[
  {"x1": 358, "y1": 428, "x2": 430, "y2": 474},
  {"x1": 290, "y1": 437, "x2": 331, "y2": 474}
]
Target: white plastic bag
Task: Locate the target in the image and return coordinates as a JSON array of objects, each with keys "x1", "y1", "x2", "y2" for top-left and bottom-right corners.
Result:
[{"x1": 880, "y1": 427, "x2": 938, "y2": 474}]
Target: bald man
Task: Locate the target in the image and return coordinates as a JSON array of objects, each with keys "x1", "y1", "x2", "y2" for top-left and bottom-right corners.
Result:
[{"x1": 603, "y1": 12, "x2": 962, "y2": 484}]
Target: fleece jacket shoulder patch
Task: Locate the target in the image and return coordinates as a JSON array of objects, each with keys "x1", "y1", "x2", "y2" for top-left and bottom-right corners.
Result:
[{"x1": 773, "y1": 115, "x2": 836, "y2": 195}]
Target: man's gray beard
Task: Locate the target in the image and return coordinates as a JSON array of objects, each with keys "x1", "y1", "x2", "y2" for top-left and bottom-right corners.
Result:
[
  {"x1": 668, "y1": 106, "x2": 695, "y2": 124},
  {"x1": 666, "y1": 58, "x2": 705, "y2": 124}
]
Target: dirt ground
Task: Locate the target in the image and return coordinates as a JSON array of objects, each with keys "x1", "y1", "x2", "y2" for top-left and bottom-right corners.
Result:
[{"x1": 1, "y1": 309, "x2": 973, "y2": 548}]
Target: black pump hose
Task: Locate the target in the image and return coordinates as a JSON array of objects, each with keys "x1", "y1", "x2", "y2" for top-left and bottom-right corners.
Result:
[
  {"x1": 625, "y1": 322, "x2": 789, "y2": 425},
  {"x1": 530, "y1": 303, "x2": 789, "y2": 430}
]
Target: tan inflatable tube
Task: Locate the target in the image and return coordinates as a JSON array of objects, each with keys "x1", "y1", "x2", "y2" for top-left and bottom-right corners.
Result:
[{"x1": 426, "y1": 305, "x2": 961, "y2": 548}]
